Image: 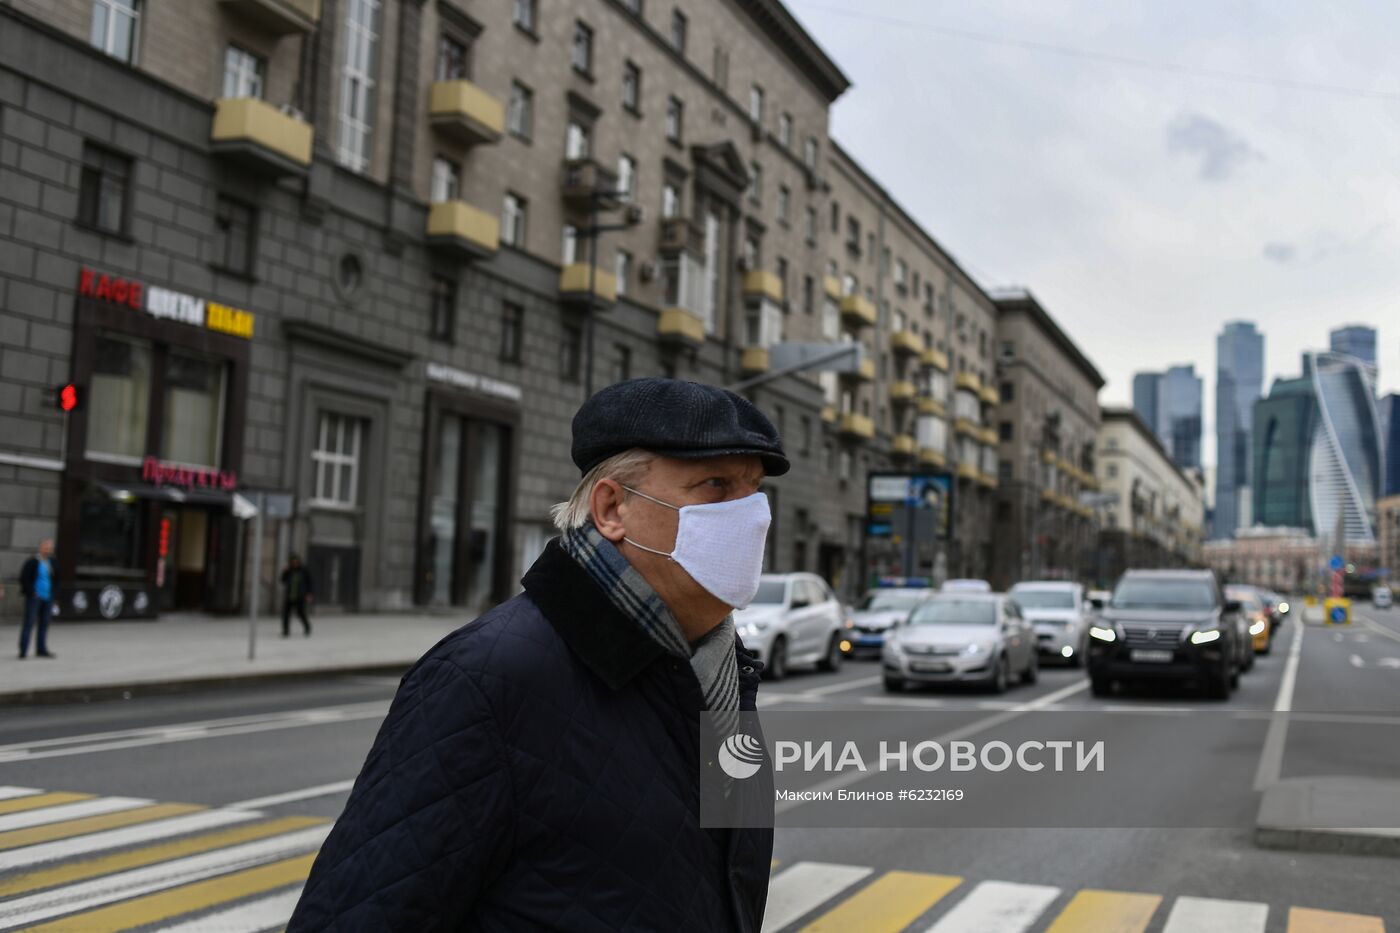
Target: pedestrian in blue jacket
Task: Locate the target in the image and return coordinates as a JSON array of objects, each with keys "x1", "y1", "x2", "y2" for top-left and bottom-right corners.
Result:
[{"x1": 18, "y1": 538, "x2": 56, "y2": 659}]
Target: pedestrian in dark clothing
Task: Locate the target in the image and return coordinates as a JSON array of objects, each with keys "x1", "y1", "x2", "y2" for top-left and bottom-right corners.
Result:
[
  {"x1": 18, "y1": 538, "x2": 57, "y2": 659},
  {"x1": 280, "y1": 555, "x2": 313, "y2": 637},
  {"x1": 288, "y1": 379, "x2": 786, "y2": 931}
]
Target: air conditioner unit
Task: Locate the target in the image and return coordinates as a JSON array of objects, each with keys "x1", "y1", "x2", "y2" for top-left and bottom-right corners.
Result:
[
  {"x1": 639, "y1": 260, "x2": 659, "y2": 282},
  {"x1": 279, "y1": 103, "x2": 306, "y2": 121},
  {"x1": 736, "y1": 255, "x2": 755, "y2": 272},
  {"x1": 623, "y1": 203, "x2": 645, "y2": 225}
]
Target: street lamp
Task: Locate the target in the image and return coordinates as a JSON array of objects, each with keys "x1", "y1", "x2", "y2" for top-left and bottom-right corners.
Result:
[{"x1": 577, "y1": 188, "x2": 643, "y2": 398}]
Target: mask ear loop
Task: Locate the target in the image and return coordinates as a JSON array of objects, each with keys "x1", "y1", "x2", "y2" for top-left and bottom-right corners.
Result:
[{"x1": 619, "y1": 485, "x2": 680, "y2": 559}]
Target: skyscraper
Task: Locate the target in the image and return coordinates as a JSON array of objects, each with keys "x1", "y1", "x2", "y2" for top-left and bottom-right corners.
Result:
[
  {"x1": 1330, "y1": 325, "x2": 1378, "y2": 382},
  {"x1": 1132, "y1": 372, "x2": 1160, "y2": 439},
  {"x1": 1132, "y1": 366, "x2": 1202, "y2": 470},
  {"x1": 1381, "y1": 393, "x2": 1399, "y2": 497},
  {"x1": 1253, "y1": 377, "x2": 1317, "y2": 531},
  {"x1": 1214, "y1": 322, "x2": 1264, "y2": 538}
]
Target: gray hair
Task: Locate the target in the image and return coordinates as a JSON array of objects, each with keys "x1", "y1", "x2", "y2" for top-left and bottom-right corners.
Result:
[{"x1": 549, "y1": 449, "x2": 657, "y2": 531}]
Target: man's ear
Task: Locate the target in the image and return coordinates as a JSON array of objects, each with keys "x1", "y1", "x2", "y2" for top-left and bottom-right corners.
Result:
[{"x1": 591, "y1": 478, "x2": 627, "y2": 543}]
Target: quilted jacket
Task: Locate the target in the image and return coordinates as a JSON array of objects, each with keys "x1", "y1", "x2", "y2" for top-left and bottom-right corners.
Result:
[{"x1": 286, "y1": 538, "x2": 774, "y2": 932}]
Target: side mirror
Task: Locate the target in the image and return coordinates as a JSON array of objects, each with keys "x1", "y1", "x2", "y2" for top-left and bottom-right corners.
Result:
[
  {"x1": 790, "y1": 598, "x2": 809, "y2": 610},
  {"x1": 1224, "y1": 600, "x2": 1242, "y2": 615},
  {"x1": 1090, "y1": 597, "x2": 1105, "y2": 611}
]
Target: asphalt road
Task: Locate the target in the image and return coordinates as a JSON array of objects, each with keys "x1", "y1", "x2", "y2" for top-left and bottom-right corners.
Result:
[{"x1": 0, "y1": 606, "x2": 1397, "y2": 930}]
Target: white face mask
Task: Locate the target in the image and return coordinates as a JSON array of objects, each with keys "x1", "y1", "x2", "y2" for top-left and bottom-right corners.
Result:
[{"x1": 621, "y1": 486, "x2": 772, "y2": 609}]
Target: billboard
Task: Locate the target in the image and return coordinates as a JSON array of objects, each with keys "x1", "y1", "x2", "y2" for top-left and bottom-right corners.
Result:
[{"x1": 866, "y1": 472, "x2": 953, "y2": 541}]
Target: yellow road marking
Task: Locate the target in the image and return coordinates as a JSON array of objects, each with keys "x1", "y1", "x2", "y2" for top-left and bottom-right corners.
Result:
[
  {"x1": 0, "y1": 791, "x2": 91, "y2": 816},
  {"x1": 0, "y1": 815, "x2": 325, "y2": 898},
  {"x1": 1288, "y1": 906, "x2": 1386, "y2": 932},
  {"x1": 20, "y1": 851, "x2": 318, "y2": 933},
  {"x1": 799, "y1": 870, "x2": 962, "y2": 932},
  {"x1": 1046, "y1": 889, "x2": 1162, "y2": 933},
  {"x1": 0, "y1": 802, "x2": 202, "y2": 852}
]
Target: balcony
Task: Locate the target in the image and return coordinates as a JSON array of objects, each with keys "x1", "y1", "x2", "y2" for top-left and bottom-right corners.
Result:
[
  {"x1": 659, "y1": 217, "x2": 703, "y2": 255},
  {"x1": 838, "y1": 357, "x2": 876, "y2": 384},
  {"x1": 889, "y1": 381, "x2": 916, "y2": 405},
  {"x1": 425, "y1": 201, "x2": 499, "y2": 261},
  {"x1": 559, "y1": 263, "x2": 617, "y2": 306},
  {"x1": 978, "y1": 426, "x2": 999, "y2": 447},
  {"x1": 210, "y1": 98, "x2": 313, "y2": 177},
  {"x1": 742, "y1": 269, "x2": 784, "y2": 304},
  {"x1": 957, "y1": 462, "x2": 980, "y2": 483},
  {"x1": 954, "y1": 371, "x2": 983, "y2": 394},
  {"x1": 821, "y1": 405, "x2": 838, "y2": 424},
  {"x1": 890, "y1": 330, "x2": 922, "y2": 358},
  {"x1": 976, "y1": 471, "x2": 997, "y2": 489},
  {"x1": 919, "y1": 447, "x2": 947, "y2": 469},
  {"x1": 953, "y1": 417, "x2": 980, "y2": 438},
  {"x1": 921, "y1": 348, "x2": 949, "y2": 372},
  {"x1": 740, "y1": 347, "x2": 770, "y2": 375},
  {"x1": 657, "y1": 308, "x2": 706, "y2": 349},
  {"x1": 1041, "y1": 489, "x2": 1058, "y2": 504},
  {"x1": 823, "y1": 275, "x2": 842, "y2": 300},
  {"x1": 219, "y1": 0, "x2": 320, "y2": 34},
  {"x1": 979, "y1": 384, "x2": 1000, "y2": 407},
  {"x1": 1041, "y1": 449, "x2": 1058, "y2": 465},
  {"x1": 917, "y1": 397, "x2": 947, "y2": 418},
  {"x1": 428, "y1": 80, "x2": 504, "y2": 147},
  {"x1": 838, "y1": 413, "x2": 875, "y2": 442},
  {"x1": 560, "y1": 159, "x2": 621, "y2": 210},
  {"x1": 840, "y1": 294, "x2": 876, "y2": 328},
  {"x1": 891, "y1": 434, "x2": 916, "y2": 457}
]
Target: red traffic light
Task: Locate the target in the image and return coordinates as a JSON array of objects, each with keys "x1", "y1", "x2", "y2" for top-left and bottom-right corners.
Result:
[{"x1": 56, "y1": 383, "x2": 81, "y2": 413}]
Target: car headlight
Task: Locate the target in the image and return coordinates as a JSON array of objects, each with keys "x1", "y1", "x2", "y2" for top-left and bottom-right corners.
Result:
[
  {"x1": 1088, "y1": 625, "x2": 1116, "y2": 643},
  {"x1": 884, "y1": 640, "x2": 903, "y2": 656},
  {"x1": 844, "y1": 619, "x2": 855, "y2": 628},
  {"x1": 1190, "y1": 628, "x2": 1221, "y2": 645},
  {"x1": 960, "y1": 642, "x2": 986, "y2": 656},
  {"x1": 1278, "y1": 601, "x2": 1290, "y2": 613},
  {"x1": 1249, "y1": 620, "x2": 1267, "y2": 635}
]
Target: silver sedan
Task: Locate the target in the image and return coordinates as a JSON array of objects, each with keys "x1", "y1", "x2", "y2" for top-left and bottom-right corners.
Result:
[{"x1": 882, "y1": 593, "x2": 1038, "y2": 694}]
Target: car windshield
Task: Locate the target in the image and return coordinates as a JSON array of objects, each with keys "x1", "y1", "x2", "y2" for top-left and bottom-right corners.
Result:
[
  {"x1": 1111, "y1": 579, "x2": 1216, "y2": 611},
  {"x1": 859, "y1": 591, "x2": 926, "y2": 612},
  {"x1": 1225, "y1": 587, "x2": 1261, "y2": 610},
  {"x1": 751, "y1": 580, "x2": 786, "y2": 605},
  {"x1": 1009, "y1": 588, "x2": 1075, "y2": 610},
  {"x1": 908, "y1": 599, "x2": 997, "y2": 625}
]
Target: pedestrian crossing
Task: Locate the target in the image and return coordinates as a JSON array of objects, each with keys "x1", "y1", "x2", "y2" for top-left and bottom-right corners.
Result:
[{"x1": 763, "y1": 860, "x2": 1389, "y2": 932}]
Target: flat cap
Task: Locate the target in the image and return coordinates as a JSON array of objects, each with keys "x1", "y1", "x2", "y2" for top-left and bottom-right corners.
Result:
[{"x1": 572, "y1": 378, "x2": 789, "y2": 477}]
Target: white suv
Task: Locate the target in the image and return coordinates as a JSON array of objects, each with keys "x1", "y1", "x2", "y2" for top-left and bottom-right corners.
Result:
[{"x1": 734, "y1": 573, "x2": 845, "y2": 679}]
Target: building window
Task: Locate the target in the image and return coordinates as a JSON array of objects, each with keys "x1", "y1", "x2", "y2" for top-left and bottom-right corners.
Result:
[
  {"x1": 436, "y1": 32, "x2": 470, "y2": 80},
  {"x1": 615, "y1": 154, "x2": 637, "y2": 202},
  {"x1": 800, "y1": 416, "x2": 812, "y2": 455},
  {"x1": 1108, "y1": 464, "x2": 1119, "y2": 478},
  {"x1": 512, "y1": 0, "x2": 536, "y2": 32},
  {"x1": 846, "y1": 217, "x2": 861, "y2": 253},
  {"x1": 571, "y1": 21, "x2": 593, "y2": 75},
  {"x1": 894, "y1": 258, "x2": 907, "y2": 291},
  {"x1": 502, "y1": 192, "x2": 526, "y2": 246},
  {"x1": 614, "y1": 344, "x2": 632, "y2": 383},
  {"x1": 78, "y1": 144, "x2": 131, "y2": 235},
  {"x1": 561, "y1": 324, "x2": 583, "y2": 382},
  {"x1": 212, "y1": 195, "x2": 255, "y2": 275},
  {"x1": 776, "y1": 256, "x2": 789, "y2": 302},
  {"x1": 430, "y1": 275, "x2": 456, "y2": 342},
  {"x1": 661, "y1": 181, "x2": 681, "y2": 219},
  {"x1": 999, "y1": 420, "x2": 1013, "y2": 442},
  {"x1": 777, "y1": 184, "x2": 790, "y2": 225},
  {"x1": 337, "y1": 0, "x2": 381, "y2": 173},
  {"x1": 430, "y1": 156, "x2": 460, "y2": 202},
  {"x1": 665, "y1": 96, "x2": 683, "y2": 143},
  {"x1": 670, "y1": 9, "x2": 687, "y2": 53},
  {"x1": 748, "y1": 161, "x2": 762, "y2": 205},
  {"x1": 778, "y1": 112, "x2": 792, "y2": 148},
  {"x1": 804, "y1": 205, "x2": 817, "y2": 244},
  {"x1": 622, "y1": 60, "x2": 641, "y2": 113},
  {"x1": 507, "y1": 81, "x2": 533, "y2": 140},
  {"x1": 500, "y1": 302, "x2": 523, "y2": 362},
  {"x1": 560, "y1": 224, "x2": 579, "y2": 265},
  {"x1": 86, "y1": 334, "x2": 150, "y2": 462},
  {"x1": 712, "y1": 45, "x2": 728, "y2": 90},
  {"x1": 802, "y1": 275, "x2": 814, "y2": 314},
  {"x1": 749, "y1": 84, "x2": 764, "y2": 124},
  {"x1": 90, "y1": 0, "x2": 140, "y2": 63},
  {"x1": 830, "y1": 201, "x2": 840, "y2": 233},
  {"x1": 565, "y1": 119, "x2": 591, "y2": 160},
  {"x1": 804, "y1": 136, "x2": 819, "y2": 170},
  {"x1": 310, "y1": 413, "x2": 364, "y2": 508},
  {"x1": 162, "y1": 353, "x2": 227, "y2": 468},
  {"x1": 615, "y1": 249, "x2": 632, "y2": 296},
  {"x1": 222, "y1": 45, "x2": 265, "y2": 99}
]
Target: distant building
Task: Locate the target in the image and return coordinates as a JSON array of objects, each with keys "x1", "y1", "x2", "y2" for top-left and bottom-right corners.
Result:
[
  {"x1": 1381, "y1": 393, "x2": 1399, "y2": 497},
  {"x1": 1380, "y1": 496, "x2": 1400, "y2": 586},
  {"x1": 1131, "y1": 366, "x2": 1202, "y2": 470},
  {"x1": 1253, "y1": 376, "x2": 1317, "y2": 532},
  {"x1": 1330, "y1": 325, "x2": 1378, "y2": 383},
  {"x1": 1215, "y1": 322, "x2": 1265, "y2": 538},
  {"x1": 1203, "y1": 527, "x2": 1318, "y2": 593}
]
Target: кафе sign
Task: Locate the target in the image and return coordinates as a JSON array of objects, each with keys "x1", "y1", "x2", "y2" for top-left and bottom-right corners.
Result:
[{"x1": 77, "y1": 267, "x2": 255, "y2": 339}]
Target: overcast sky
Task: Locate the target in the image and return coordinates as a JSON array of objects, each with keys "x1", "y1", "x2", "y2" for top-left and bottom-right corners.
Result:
[{"x1": 790, "y1": 0, "x2": 1400, "y2": 467}]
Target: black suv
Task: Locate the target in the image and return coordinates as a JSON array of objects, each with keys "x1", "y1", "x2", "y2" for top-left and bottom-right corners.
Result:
[{"x1": 1086, "y1": 569, "x2": 1244, "y2": 699}]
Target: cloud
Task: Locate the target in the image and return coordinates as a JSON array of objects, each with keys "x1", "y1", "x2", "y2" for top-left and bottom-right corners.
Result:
[
  {"x1": 1166, "y1": 113, "x2": 1264, "y2": 181},
  {"x1": 1263, "y1": 242, "x2": 1297, "y2": 264},
  {"x1": 1262, "y1": 225, "x2": 1387, "y2": 266}
]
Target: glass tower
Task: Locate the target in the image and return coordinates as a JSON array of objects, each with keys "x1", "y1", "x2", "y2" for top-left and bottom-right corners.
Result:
[{"x1": 1214, "y1": 322, "x2": 1264, "y2": 538}]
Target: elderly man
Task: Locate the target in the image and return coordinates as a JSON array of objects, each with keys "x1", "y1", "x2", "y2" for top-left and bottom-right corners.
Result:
[{"x1": 289, "y1": 378, "x2": 783, "y2": 932}]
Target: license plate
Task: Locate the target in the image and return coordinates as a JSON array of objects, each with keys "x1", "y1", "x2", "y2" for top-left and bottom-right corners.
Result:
[
  {"x1": 910, "y1": 661, "x2": 951, "y2": 673},
  {"x1": 1130, "y1": 649, "x2": 1174, "y2": 663},
  {"x1": 856, "y1": 635, "x2": 883, "y2": 645}
]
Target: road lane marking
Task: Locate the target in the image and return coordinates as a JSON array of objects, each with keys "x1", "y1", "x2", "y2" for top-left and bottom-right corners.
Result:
[
  {"x1": 0, "y1": 807, "x2": 254, "y2": 868},
  {"x1": 0, "y1": 791, "x2": 91, "y2": 816},
  {"x1": 799, "y1": 674, "x2": 883, "y2": 696},
  {"x1": 799, "y1": 870, "x2": 961, "y2": 932},
  {"x1": 1356, "y1": 614, "x2": 1400, "y2": 645},
  {"x1": 924, "y1": 879, "x2": 1060, "y2": 932},
  {"x1": 1253, "y1": 619, "x2": 1305, "y2": 791},
  {"x1": 761, "y1": 862, "x2": 873, "y2": 932},
  {"x1": 1349, "y1": 654, "x2": 1365, "y2": 668},
  {"x1": 1162, "y1": 895, "x2": 1267, "y2": 933},
  {"x1": 0, "y1": 787, "x2": 41, "y2": 802},
  {"x1": 0, "y1": 825, "x2": 330, "y2": 927},
  {"x1": 16, "y1": 851, "x2": 317, "y2": 933},
  {"x1": 149, "y1": 885, "x2": 304, "y2": 933},
  {"x1": 0, "y1": 815, "x2": 324, "y2": 898},
  {"x1": 227, "y1": 780, "x2": 356, "y2": 810},
  {"x1": 1287, "y1": 905, "x2": 1385, "y2": 932},
  {"x1": 0, "y1": 796, "x2": 149, "y2": 832},
  {"x1": 1044, "y1": 889, "x2": 1162, "y2": 932}
]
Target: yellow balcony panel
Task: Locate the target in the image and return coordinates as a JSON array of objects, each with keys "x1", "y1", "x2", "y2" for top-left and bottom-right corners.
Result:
[
  {"x1": 891, "y1": 434, "x2": 916, "y2": 456},
  {"x1": 740, "y1": 346, "x2": 770, "y2": 375},
  {"x1": 921, "y1": 347, "x2": 949, "y2": 372},
  {"x1": 429, "y1": 80, "x2": 504, "y2": 147},
  {"x1": 838, "y1": 413, "x2": 875, "y2": 441},
  {"x1": 918, "y1": 447, "x2": 947, "y2": 468},
  {"x1": 978, "y1": 426, "x2": 999, "y2": 447},
  {"x1": 823, "y1": 274, "x2": 842, "y2": 299},
  {"x1": 559, "y1": 264, "x2": 617, "y2": 305},
  {"x1": 917, "y1": 397, "x2": 947, "y2": 418},
  {"x1": 954, "y1": 371, "x2": 983, "y2": 394},
  {"x1": 890, "y1": 329, "x2": 922, "y2": 357},
  {"x1": 976, "y1": 471, "x2": 997, "y2": 489},
  {"x1": 889, "y1": 381, "x2": 917, "y2": 404},
  {"x1": 1041, "y1": 449, "x2": 1058, "y2": 464},
  {"x1": 425, "y1": 201, "x2": 499, "y2": 260},
  {"x1": 953, "y1": 417, "x2": 980, "y2": 438},
  {"x1": 219, "y1": 0, "x2": 320, "y2": 34},
  {"x1": 839, "y1": 357, "x2": 875, "y2": 383},
  {"x1": 1057, "y1": 456, "x2": 1077, "y2": 478},
  {"x1": 1041, "y1": 488, "x2": 1057, "y2": 503},
  {"x1": 210, "y1": 97, "x2": 312, "y2": 176},
  {"x1": 979, "y1": 384, "x2": 1000, "y2": 406},
  {"x1": 821, "y1": 404, "x2": 838, "y2": 424},
  {"x1": 957, "y1": 462, "x2": 980, "y2": 482},
  {"x1": 657, "y1": 308, "x2": 705, "y2": 348},
  {"x1": 742, "y1": 269, "x2": 784, "y2": 303},
  {"x1": 840, "y1": 294, "x2": 876, "y2": 328}
]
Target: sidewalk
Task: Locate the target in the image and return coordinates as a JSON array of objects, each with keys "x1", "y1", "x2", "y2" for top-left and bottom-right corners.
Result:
[{"x1": 0, "y1": 611, "x2": 468, "y2": 704}]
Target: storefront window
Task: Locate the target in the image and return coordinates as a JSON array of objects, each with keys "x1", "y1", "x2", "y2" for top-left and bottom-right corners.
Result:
[
  {"x1": 77, "y1": 482, "x2": 145, "y2": 576},
  {"x1": 161, "y1": 353, "x2": 227, "y2": 468},
  {"x1": 87, "y1": 334, "x2": 151, "y2": 462}
]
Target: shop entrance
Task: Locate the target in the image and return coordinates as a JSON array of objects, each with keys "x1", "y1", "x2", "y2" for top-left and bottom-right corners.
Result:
[{"x1": 157, "y1": 505, "x2": 241, "y2": 612}]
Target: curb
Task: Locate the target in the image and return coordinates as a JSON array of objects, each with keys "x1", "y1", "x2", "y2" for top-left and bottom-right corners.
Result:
[
  {"x1": 1255, "y1": 826, "x2": 1400, "y2": 858},
  {"x1": 1256, "y1": 777, "x2": 1400, "y2": 859},
  {"x1": 0, "y1": 662, "x2": 416, "y2": 706}
]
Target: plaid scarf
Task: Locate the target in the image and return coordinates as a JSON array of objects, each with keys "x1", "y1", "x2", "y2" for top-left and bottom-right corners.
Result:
[{"x1": 560, "y1": 523, "x2": 740, "y2": 737}]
